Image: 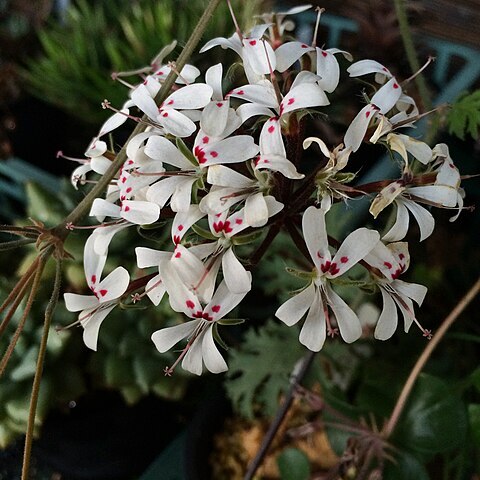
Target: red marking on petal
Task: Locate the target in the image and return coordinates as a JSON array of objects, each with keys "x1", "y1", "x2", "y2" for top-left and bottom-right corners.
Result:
[
  {"x1": 268, "y1": 125, "x2": 275, "y2": 133},
  {"x1": 340, "y1": 256, "x2": 349, "y2": 263},
  {"x1": 173, "y1": 235, "x2": 180, "y2": 244},
  {"x1": 321, "y1": 260, "x2": 331, "y2": 273},
  {"x1": 224, "y1": 221, "x2": 232, "y2": 233},
  {"x1": 366, "y1": 110, "x2": 371, "y2": 118},
  {"x1": 120, "y1": 195, "x2": 126, "y2": 201},
  {"x1": 167, "y1": 99, "x2": 174, "y2": 105},
  {"x1": 263, "y1": 159, "x2": 270, "y2": 163},
  {"x1": 193, "y1": 311, "x2": 203, "y2": 318},
  {"x1": 328, "y1": 263, "x2": 339, "y2": 275},
  {"x1": 321, "y1": 50, "x2": 328, "y2": 57},
  {"x1": 175, "y1": 251, "x2": 181, "y2": 258},
  {"x1": 288, "y1": 98, "x2": 295, "y2": 105},
  {"x1": 99, "y1": 289, "x2": 108, "y2": 297},
  {"x1": 121, "y1": 177, "x2": 126, "y2": 183},
  {"x1": 384, "y1": 261, "x2": 393, "y2": 269},
  {"x1": 157, "y1": 71, "x2": 164, "y2": 75},
  {"x1": 212, "y1": 305, "x2": 221, "y2": 313},
  {"x1": 317, "y1": 252, "x2": 323, "y2": 259},
  {"x1": 236, "y1": 90, "x2": 244, "y2": 95},
  {"x1": 301, "y1": 43, "x2": 308, "y2": 48},
  {"x1": 91, "y1": 275, "x2": 97, "y2": 284},
  {"x1": 210, "y1": 151, "x2": 218, "y2": 158},
  {"x1": 186, "y1": 300, "x2": 195, "y2": 309},
  {"x1": 213, "y1": 221, "x2": 223, "y2": 233},
  {"x1": 202, "y1": 136, "x2": 209, "y2": 144},
  {"x1": 235, "y1": 218, "x2": 243, "y2": 225},
  {"x1": 126, "y1": 187, "x2": 132, "y2": 193},
  {"x1": 127, "y1": 159, "x2": 134, "y2": 165},
  {"x1": 162, "y1": 112, "x2": 169, "y2": 117},
  {"x1": 449, "y1": 163, "x2": 455, "y2": 169},
  {"x1": 202, "y1": 312, "x2": 213, "y2": 321},
  {"x1": 383, "y1": 67, "x2": 388, "y2": 72},
  {"x1": 216, "y1": 102, "x2": 223, "y2": 107},
  {"x1": 399, "y1": 253, "x2": 405, "y2": 260},
  {"x1": 178, "y1": 224, "x2": 184, "y2": 231},
  {"x1": 249, "y1": 40, "x2": 257, "y2": 46},
  {"x1": 124, "y1": 206, "x2": 130, "y2": 212},
  {"x1": 393, "y1": 83, "x2": 399, "y2": 89}
]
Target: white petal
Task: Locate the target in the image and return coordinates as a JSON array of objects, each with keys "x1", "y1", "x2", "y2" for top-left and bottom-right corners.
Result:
[
  {"x1": 135, "y1": 247, "x2": 169, "y2": 268},
  {"x1": 126, "y1": 131, "x2": 158, "y2": 161},
  {"x1": 204, "y1": 278, "x2": 249, "y2": 322},
  {"x1": 222, "y1": 247, "x2": 251, "y2": 294},
  {"x1": 130, "y1": 84, "x2": 159, "y2": 120},
  {"x1": 299, "y1": 290, "x2": 326, "y2": 351},
  {"x1": 383, "y1": 200, "x2": 410, "y2": 242},
  {"x1": 396, "y1": 134, "x2": 432, "y2": 164},
  {"x1": 92, "y1": 224, "x2": 130, "y2": 256},
  {"x1": 302, "y1": 206, "x2": 329, "y2": 270},
  {"x1": 275, "y1": 41, "x2": 314, "y2": 72},
  {"x1": 181, "y1": 333, "x2": 204, "y2": 376},
  {"x1": 83, "y1": 232, "x2": 107, "y2": 289},
  {"x1": 200, "y1": 187, "x2": 249, "y2": 215},
  {"x1": 206, "y1": 165, "x2": 253, "y2": 188},
  {"x1": 85, "y1": 140, "x2": 107, "y2": 158},
  {"x1": 157, "y1": 109, "x2": 197, "y2": 138},
  {"x1": 163, "y1": 84, "x2": 213, "y2": 110},
  {"x1": 403, "y1": 199, "x2": 435, "y2": 241},
  {"x1": 151, "y1": 319, "x2": 201, "y2": 353},
  {"x1": 145, "y1": 135, "x2": 192, "y2": 169},
  {"x1": 280, "y1": 83, "x2": 329, "y2": 116},
  {"x1": 171, "y1": 205, "x2": 205, "y2": 244},
  {"x1": 371, "y1": 78, "x2": 402, "y2": 114},
  {"x1": 228, "y1": 83, "x2": 278, "y2": 108},
  {"x1": 145, "y1": 274, "x2": 166, "y2": 306},
  {"x1": 121, "y1": 200, "x2": 160, "y2": 225},
  {"x1": 90, "y1": 198, "x2": 121, "y2": 219},
  {"x1": 236, "y1": 103, "x2": 275, "y2": 124},
  {"x1": 199, "y1": 136, "x2": 259, "y2": 167},
  {"x1": 200, "y1": 34, "x2": 242, "y2": 55},
  {"x1": 147, "y1": 176, "x2": 184, "y2": 209},
  {"x1": 255, "y1": 154, "x2": 304, "y2": 179},
  {"x1": 392, "y1": 279, "x2": 427, "y2": 306},
  {"x1": 245, "y1": 192, "x2": 269, "y2": 227},
  {"x1": 243, "y1": 38, "x2": 276, "y2": 75},
  {"x1": 347, "y1": 60, "x2": 392, "y2": 79},
  {"x1": 98, "y1": 110, "x2": 129, "y2": 137},
  {"x1": 200, "y1": 100, "x2": 229, "y2": 137},
  {"x1": 329, "y1": 228, "x2": 380, "y2": 278},
  {"x1": 64, "y1": 293, "x2": 98, "y2": 312},
  {"x1": 170, "y1": 177, "x2": 197, "y2": 213},
  {"x1": 82, "y1": 304, "x2": 116, "y2": 351},
  {"x1": 202, "y1": 326, "x2": 228, "y2": 373},
  {"x1": 171, "y1": 244, "x2": 206, "y2": 292},
  {"x1": 260, "y1": 118, "x2": 285, "y2": 157},
  {"x1": 374, "y1": 288, "x2": 398, "y2": 340},
  {"x1": 90, "y1": 156, "x2": 111, "y2": 175},
  {"x1": 315, "y1": 48, "x2": 340, "y2": 93},
  {"x1": 344, "y1": 105, "x2": 377, "y2": 152},
  {"x1": 205, "y1": 63, "x2": 224, "y2": 100},
  {"x1": 275, "y1": 282, "x2": 316, "y2": 326},
  {"x1": 96, "y1": 266, "x2": 130, "y2": 303},
  {"x1": 407, "y1": 185, "x2": 458, "y2": 207},
  {"x1": 326, "y1": 285, "x2": 362, "y2": 343}
]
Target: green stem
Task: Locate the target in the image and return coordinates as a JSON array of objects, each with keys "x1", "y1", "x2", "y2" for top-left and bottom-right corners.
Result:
[
  {"x1": 53, "y1": 0, "x2": 223, "y2": 237},
  {"x1": 0, "y1": 238, "x2": 36, "y2": 251},
  {"x1": 393, "y1": 0, "x2": 432, "y2": 111},
  {"x1": 22, "y1": 258, "x2": 63, "y2": 480}
]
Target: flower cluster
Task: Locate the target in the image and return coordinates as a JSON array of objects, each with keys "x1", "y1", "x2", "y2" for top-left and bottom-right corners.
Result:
[{"x1": 63, "y1": 5, "x2": 464, "y2": 375}]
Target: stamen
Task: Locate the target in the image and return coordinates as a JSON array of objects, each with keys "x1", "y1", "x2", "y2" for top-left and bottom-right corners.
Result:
[
  {"x1": 111, "y1": 72, "x2": 136, "y2": 89},
  {"x1": 402, "y1": 56, "x2": 435, "y2": 85},
  {"x1": 167, "y1": 61, "x2": 190, "y2": 85},
  {"x1": 65, "y1": 220, "x2": 126, "y2": 231},
  {"x1": 112, "y1": 66, "x2": 151, "y2": 78},
  {"x1": 57, "y1": 151, "x2": 89, "y2": 164},
  {"x1": 262, "y1": 41, "x2": 283, "y2": 106},
  {"x1": 312, "y1": 7, "x2": 325, "y2": 48},
  {"x1": 131, "y1": 170, "x2": 195, "y2": 177}
]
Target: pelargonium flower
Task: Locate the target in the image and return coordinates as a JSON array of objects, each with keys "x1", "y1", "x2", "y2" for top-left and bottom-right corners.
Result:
[{"x1": 276, "y1": 206, "x2": 380, "y2": 351}]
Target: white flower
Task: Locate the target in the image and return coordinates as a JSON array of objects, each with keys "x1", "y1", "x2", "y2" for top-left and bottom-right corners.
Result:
[
  {"x1": 276, "y1": 206, "x2": 380, "y2": 351},
  {"x1": 151, "y1": 276, "x2": 250, "y2": 375},
  {"x1": 364, "y1": 241, "x2": 429, "y2": 340}
]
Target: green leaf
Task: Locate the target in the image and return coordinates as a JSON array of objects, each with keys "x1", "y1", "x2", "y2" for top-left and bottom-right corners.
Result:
[
  {"x1": 394, "y1": 374, "x2": 468, "y2": 456},
  {"x1": 225, "y1": 319, "x2": 304, "y2": 419},
  {"x1": 383, "y1": 450, "x2": 429, "y2": 480},
  {"x1": 175, "y1": 137, "x2": 197, "y2": 165},
  {"x1": 468, "y1": 404, "x2": 480, "y2": 448},
  {"x1": 447, "y1": 90, "x2": 480, "y2": 140},
  {"x1": 277, "y1": 448, "x2": 310, "y2": 480}
]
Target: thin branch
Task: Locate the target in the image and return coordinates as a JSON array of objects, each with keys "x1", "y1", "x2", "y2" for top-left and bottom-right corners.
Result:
[
  {"x1": 0, "y1": 238, "x2": 36, "y2": 251},
  {"x1": 244, "y1": 351, "x2": 317, "y2": 480},
  {"x1": 22, "y1": 258, "x2": 63, "y2": 480},
  {"x1": 382, "y1": 275, "x2": 480, "y2": 438}
]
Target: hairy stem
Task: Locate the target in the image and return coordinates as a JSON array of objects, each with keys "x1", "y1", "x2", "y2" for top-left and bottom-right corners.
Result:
[
  {"x1": 382, "y1": 276, "x2": 480, "y2": 438},
  {"x1": 22, "y1": 259, "x2": 63, "y2": 480}
]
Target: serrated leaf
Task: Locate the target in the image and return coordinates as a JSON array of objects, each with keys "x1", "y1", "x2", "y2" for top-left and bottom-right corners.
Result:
[
  {"x1": 447, "y1": 90, "x2": 480, "y2": 140},
  {"x1": 225, "y1": 319, "x2": 304, "y2": 419}
]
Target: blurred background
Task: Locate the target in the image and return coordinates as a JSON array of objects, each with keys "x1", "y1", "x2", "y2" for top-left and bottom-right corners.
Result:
[{"x1": 0, "y1": 1, "x2": 479, "y2": 479}]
